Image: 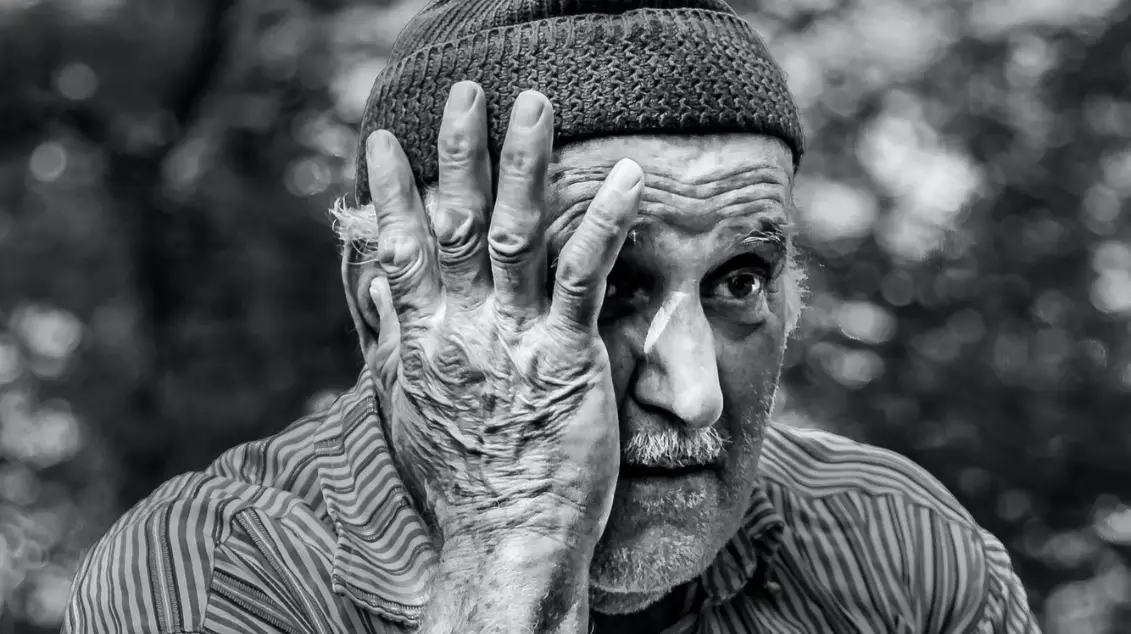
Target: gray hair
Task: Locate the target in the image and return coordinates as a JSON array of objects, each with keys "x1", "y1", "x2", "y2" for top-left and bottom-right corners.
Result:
[
  {"x1": 330, "y1": 184, "x2": 440, "y2": 264},
  {"x1": 330, "y1": 187, "x2": 807, "y2": 335}
]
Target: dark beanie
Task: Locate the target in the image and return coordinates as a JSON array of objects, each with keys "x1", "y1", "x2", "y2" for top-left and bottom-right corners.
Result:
[{"x1": 355, "y1": 0, "x2": 804, "y2": 205}]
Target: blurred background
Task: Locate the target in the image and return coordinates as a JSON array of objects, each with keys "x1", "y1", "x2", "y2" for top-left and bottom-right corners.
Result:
[{"x1": 1, "y1": 0, "x2": 1130, "y2": 631}]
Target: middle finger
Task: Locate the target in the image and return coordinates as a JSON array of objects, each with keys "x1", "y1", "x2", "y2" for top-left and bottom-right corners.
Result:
[
  {"x1": 434, "y1": 81, "x2": 492, "y2": 308},
  {"x1": 488, "y1": 90, "x2": 554, "y2": 327}
]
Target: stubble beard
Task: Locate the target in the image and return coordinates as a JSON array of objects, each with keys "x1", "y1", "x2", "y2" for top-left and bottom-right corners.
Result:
[{"x1": 587, "y1": 405, "x2": 774, "y2": 616}]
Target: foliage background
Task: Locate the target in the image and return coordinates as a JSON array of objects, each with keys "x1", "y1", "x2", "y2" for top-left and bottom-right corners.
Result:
[{"x1": 1, "y1": 0, "x2": 1130, "y2": 631}]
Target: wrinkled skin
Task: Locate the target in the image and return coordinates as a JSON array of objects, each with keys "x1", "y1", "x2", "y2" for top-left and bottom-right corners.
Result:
[
  {"x1": 352, "y1": 85, "x2": 642, "y2": 553},
  {"x1": 571, "y1": 135, "x2": 793, "y2": 618},
  {"x1": 346, "y1": 82, "x2": 794, "y2": 624}
]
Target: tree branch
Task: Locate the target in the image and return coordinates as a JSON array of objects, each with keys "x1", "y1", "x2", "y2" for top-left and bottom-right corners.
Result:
[{"x1": 163, "y1": 0, "x2": 232, "y2": 133}]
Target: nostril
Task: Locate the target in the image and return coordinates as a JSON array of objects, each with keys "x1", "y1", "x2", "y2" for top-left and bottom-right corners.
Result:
[{"x1": 671, "y1": 389, "x2": 723, "y2": 429}]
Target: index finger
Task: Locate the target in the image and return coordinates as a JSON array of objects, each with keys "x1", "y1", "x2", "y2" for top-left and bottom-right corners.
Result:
[{"x1": 546, "y1": 159, "x2": 644, "y2": 338}]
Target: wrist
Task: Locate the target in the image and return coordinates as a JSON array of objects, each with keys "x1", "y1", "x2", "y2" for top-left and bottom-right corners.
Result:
[
  {"x1": 437, "y1": 496, "x2": 603, "y2": 554},
  {"x1": 441, "y1": 526, "x2": 593, "y2": 574},
  {"x1": 428, "y1": 530, "x2": 592, "y2": 633}
]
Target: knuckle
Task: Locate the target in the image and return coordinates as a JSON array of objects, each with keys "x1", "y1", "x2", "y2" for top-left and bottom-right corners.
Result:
[
  {"x1": 487, "y1": 224, "x2": 537, "y2": 264},
  {"x1": 552, "y1": 274, "x2": 591, "y2": 305},
  {"x1": 379, "y1": 233, "x2": 424, "y2": 278},
  {"x1": 438, "y1": 226, "x2": 482, "y2": 264},
  {"x1": 553, "y1": 254, "x2": 595, "y2": 287},
  {"x1": 438, "y1": 127, "x2": 477, "y2": 166},
  {"x1": 552, "y1": 259, "x2": 599, "y2": 322},
  {"x1": 431, "y1": 337, "x2": 486, "y2": 386},
  {"x1": 499, "y1": 144, "x2": 544, "y2": 180},
  {"x1": 398, "y1": 340, "x2": 429, "y2": 383}
]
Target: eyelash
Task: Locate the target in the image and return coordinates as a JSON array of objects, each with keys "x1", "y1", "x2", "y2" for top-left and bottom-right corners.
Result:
[
  {"x1": 703, "y1": 253, "x2": 775, "y2": 292},
  {"x1": 601, "y1": 253, "x2": 776, "y2": 309},
  {"x1": 703, "y1": 269, "x2": 768, "y2": 303}
]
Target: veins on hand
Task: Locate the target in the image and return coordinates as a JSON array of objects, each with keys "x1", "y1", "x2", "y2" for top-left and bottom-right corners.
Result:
[{"x1": 394, "y1": 319, "x2": 592, "y2": 515}]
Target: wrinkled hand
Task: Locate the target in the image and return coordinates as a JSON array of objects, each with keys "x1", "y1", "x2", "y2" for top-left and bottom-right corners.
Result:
[{"x1": 365, "y1": 82, "x2": 643, "y2": 550}]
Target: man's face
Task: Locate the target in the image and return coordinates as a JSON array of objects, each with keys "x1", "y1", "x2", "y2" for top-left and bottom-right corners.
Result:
[
  {"x1": 360, "y1": 131, "x2": 796, "y2": 607},
  {"x1": 543, "y1": 134, "x2": 795, "y2": 604}
]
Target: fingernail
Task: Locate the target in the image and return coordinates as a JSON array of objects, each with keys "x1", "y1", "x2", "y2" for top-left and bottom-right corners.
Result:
[
  {"x1": 367, "y1": 130, "x2": 392, "y2": 155},
  {"x1": 447, "y1": 82, "x2": 479, "y2": 114},
  {"x1": 512, "y1": 92, "x2": 545, "y2": 129},
  {"x1": 609, "y1": 159, "x2": 642, "y2": 191},
  {"x1": 369, "y1": 277, "x2": 392, "y2": 313}
]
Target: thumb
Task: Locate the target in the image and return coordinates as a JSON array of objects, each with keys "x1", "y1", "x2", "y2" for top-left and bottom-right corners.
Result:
[{"x1": 369, "y1": 276, "x2": 402, "y2": 392}]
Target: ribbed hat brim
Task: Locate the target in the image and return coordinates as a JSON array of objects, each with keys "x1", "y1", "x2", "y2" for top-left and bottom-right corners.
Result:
[{"x1": 356, "y1": 8, "x2": 804, "y2": 205}]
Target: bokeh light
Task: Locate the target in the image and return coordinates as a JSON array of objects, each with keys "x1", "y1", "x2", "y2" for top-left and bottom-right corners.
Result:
[{"x1": 2, "y1": 1, "x2": 1130, "y2": 632}]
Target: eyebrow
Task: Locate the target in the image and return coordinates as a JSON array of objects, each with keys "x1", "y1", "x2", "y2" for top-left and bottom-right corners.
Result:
[
  {"x1": 617, "y1": 215, "x2": 789, "y2": 258},
  {"x1": 739, "y1": 217, "x2": 788, "y2": 252},
  {"x1": 548, "y1": 213, "x2": 789, "y2": 274}
]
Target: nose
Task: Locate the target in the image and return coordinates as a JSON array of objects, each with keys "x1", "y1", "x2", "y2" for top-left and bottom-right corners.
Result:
[{"x1": 631, "y1": 292, "x2": 723, "y2": 429}]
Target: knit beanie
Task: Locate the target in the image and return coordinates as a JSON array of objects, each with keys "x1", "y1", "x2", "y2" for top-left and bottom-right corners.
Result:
[{"x1": 355, "y1": 0, "x2": 804, "y2": 205}]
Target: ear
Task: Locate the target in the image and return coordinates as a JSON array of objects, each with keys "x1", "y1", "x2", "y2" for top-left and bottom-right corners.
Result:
[{"x1": 342, "y1": 246, "x2": 401, "y2": 392}]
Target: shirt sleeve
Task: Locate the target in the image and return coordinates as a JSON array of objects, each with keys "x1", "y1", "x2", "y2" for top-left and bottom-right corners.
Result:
[
  {"x1": 975, "y1": 530, "x2": 1043, "y2": 634},
  {"x1": 62, "y1": 499, "x2": 216, "y2": 634},
  {"x1": 905, "y1": 497, "x2": 1043, "y2": 633},
  {"x1": 64, "y1": 500, "x2": 415, "y2": 634}
]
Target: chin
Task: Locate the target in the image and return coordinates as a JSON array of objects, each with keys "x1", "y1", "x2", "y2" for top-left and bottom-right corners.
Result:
[{"x1": 588, "y1": 469, "x2": 734, "y2": 596}]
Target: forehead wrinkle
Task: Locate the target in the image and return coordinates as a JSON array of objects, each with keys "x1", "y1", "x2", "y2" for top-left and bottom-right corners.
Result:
[
  {"x1": 547, "y1": 192, "x2": 785, "y2": 251},
  {"x1": 644, "y1": 165, "x2": 788, "y2": 195},
  {"x1": 548, "y1": 162, "x2": 787, "y2": 216},
  {"x1": 548, "y1": 164, "x2": 607, "y2": 189},
  {"x1": 626, "y1": 206, "x2": 789, "y2": 253},
  {"x1": 549, "y1": 161, "x2": 788, "y2": 191},
  {"x1": 635, "y1": 182, "x2": 788, "y2": 235},
  {"x1": 546, "y1": 158, "x2": 791, "y2": 260},
  {"x1": 635, "y1": 170, "x2": 791, "y2": 229}
]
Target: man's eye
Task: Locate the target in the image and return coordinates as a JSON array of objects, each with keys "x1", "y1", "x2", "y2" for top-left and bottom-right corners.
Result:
[{"x1": 708, "y1": 269, "x2": 767, "y2": 302}]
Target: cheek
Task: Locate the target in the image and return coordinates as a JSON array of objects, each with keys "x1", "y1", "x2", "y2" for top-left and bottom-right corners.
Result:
[
  {"x1": 765, "y1": 284, "x2": 792, "y2": 336},
  {"x1": 716, "y1": 324, "x2": 786, "y2": 414}
]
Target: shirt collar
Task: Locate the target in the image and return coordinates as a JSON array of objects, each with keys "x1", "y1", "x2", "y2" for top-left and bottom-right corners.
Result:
[
  {"x1": 696, "y1": 483, "x2": 786, "y2": 604},
  {"x1": 315, "y1": 369, "x2": 787, "y2": 624},
  {"x1": 313, "y1": 368, "x2": 438, "y2": 625}
]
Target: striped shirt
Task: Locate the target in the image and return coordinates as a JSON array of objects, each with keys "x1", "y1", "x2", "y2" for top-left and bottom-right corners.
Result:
[{"x1": 64, "y1": 369, "x2": 1041, "y2": 633}]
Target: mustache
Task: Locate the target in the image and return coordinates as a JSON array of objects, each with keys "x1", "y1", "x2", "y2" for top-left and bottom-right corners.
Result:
[{"x1": 621, "y1": 426, "x2": 728, "y2": 469}]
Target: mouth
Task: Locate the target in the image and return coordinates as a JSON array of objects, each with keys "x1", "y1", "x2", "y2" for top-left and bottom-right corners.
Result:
[{"x1": 619, "y1": 463, "x2": 714, "y2": 479}]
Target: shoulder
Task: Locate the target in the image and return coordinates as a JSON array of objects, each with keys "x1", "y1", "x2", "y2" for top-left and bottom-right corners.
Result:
[
  {"x1": 760, "y1": 421, "x2": 976, "y2": 525},
  {"x1": 758, "y1": 423, "x2": 1022, "y2": 631},
  {"x1": 206, "y1": 411, "x2": 328, "y2": 508},
  {"x1": 63, "y1": 418, "x2": 338, "y2": 634}
]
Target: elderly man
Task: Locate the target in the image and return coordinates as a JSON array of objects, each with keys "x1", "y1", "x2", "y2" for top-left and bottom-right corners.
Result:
[{"x1": 65, "y1": 1, "x2": 1041, "y2": 632}]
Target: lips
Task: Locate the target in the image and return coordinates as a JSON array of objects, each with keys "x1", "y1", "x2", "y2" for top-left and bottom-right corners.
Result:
[{"x1": 620, "y1": 463, "x2": 712, "y2": 478}]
